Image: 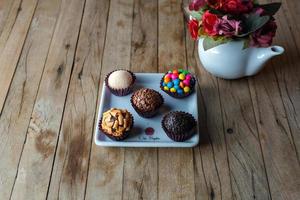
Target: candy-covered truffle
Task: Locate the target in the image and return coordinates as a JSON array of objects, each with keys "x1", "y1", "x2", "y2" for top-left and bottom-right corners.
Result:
[{"x1": 160, "y1": 69, "x2": 195, "y2": 98}]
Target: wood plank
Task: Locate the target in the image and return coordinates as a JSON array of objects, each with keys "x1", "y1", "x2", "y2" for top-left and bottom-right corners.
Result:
[
  {"x1": 46, "y1": 0, "x2": 110, "y2": 199},
  {"x1": 0, "y1": 0, "x2": 38, "y2": 114},
  {"x1": 10, "y1": 0, "x2": 86, "y2": 199},
  {"x1": 158, "y1": 0, "x2": 195, "y2": 199},
  {"x1": 0, "y1": 0, "x2": 16, "y2": 35},
  {"x1": 0, "y1": 0, "x2": 60, "y2": 198},
  {"x1": 184, "y1": 9, "x2": 233, "y2": 199},
  {"x1": 246, "y1": 0, "x2": 300, "y2": 199},
  {"x1": 85, "y1": 0, "x2": 134, "y2": 199},
  {"x1": 123, "y1": 0, "x2": 158, "y2": 199},
  {"x1": 0, "y1": 0, "x2": 21, "y2": 52},
  {"x1": 275, "y1": 0, "x2": 300, "y2": 160},
  {"x1": 217, "y1": 79, "x2": 271, "y2": 199}
]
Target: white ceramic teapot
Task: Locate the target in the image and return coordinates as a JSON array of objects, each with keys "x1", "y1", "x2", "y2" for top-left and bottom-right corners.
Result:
[{"x1": 198, "y1": 38, "x2": 284, "y2": 79}]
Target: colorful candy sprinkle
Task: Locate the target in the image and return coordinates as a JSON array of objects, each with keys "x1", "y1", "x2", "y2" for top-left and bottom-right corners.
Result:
[
  {"x1": 167, "y1": 82, "x2": 173, "y2": 88},
  {"x1": 170, "y1": 88, "x2": 176, "y2": 93},
  {"x1": 179, "y1": 73, "x2": 185, "y2": 80},
  {"x1": 179, "y1": 82, "x2": 184, "y2": 88},
  {"x1": 183, "y1": 79, "x2": 190, "y2": 86},
  {"x1": 171, "y1": 73, "x2": 178, "y2": 80},
  {"x1": 173, "y1": 79, "x2": 180, "y2": 85},
  {"x1": 164, "y1": 77, "x2": 171, "y2": 83},
  {"x1": 177, "y1": 89, "x2": 183, "y2": 94},
  {"x1": 184, "y1": 86, "x2": 190, "y2": 93},
  {"x1": 161, "y1": 69, "x2": 194, "y2": 95}
]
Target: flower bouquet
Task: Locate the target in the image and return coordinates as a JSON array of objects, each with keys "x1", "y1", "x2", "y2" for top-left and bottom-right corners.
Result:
[{"x1": 186, "y1": 0, "x2": 282, "y2": 50}]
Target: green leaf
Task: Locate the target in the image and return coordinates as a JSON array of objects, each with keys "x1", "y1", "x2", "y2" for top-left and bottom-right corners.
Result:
[
  {"x1": 260, "y1": 3, "x2": 282, "y2": 16},
  {"x1": 190, "y1": 11, "x2": 203, "y2": 20},
  {"x1": 237, "y1": 14, "x2": 270, "y2": 37},
  {"x1": 183, "y1": 6, "x2": 204, "y2": 20},
  {"x1": 242, "y1": 39, "x2": 250, "y2": 50},
  {"x1": 203, "y1": 36, "x2": 231, "y2": 51}
]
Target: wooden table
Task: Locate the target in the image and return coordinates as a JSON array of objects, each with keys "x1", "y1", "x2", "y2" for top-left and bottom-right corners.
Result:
[{"x1": 0, "y1": 0, "x2": 299, "y2": 199}]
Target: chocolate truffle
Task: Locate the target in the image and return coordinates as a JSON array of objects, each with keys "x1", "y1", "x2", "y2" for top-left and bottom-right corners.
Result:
[
  {"x1": 105, "y1": 70, "x2": 135, "y2": 96},
  {"x1": 131, "y1": 88, "x2": 163, "y2": 118},
  {"x1": 100, "y1": 108, "x2": 133, "y2": 141},
  {"x1": 162, "y1": 111, "x2": 196, "y2": 142}
]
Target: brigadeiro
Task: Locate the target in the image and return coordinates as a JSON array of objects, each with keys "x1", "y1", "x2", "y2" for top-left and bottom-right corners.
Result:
[
  {"x1": 160, "y1": 69, "x2": 196, "y2": 98},
  {"x1": 105, "y1": 69, "x2": 136, "y2": 96},
  {"x1": 162, "y1": 111, "x2": 196, "y2": 142},
  {"x1": 131, "y1": 88, "x2": 164, "y2": 118},
  {"x1": 99, "y1": 108, "x2": 134, "y2": 141}
]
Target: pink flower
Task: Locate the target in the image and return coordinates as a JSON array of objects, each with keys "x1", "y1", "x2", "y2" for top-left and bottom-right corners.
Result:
[
  {"x1": 214, "y1": 16, "x2": 241, "y2": 36},
  {"x1": 189, "y1": 0, "x2": 206, "y2": 11},
  {"x1": 250, "y1": 20, "x2": 277, "y2": 47},
  {"x1": 254, "y1": 7, "x2": 265, "y2": 16},
  {"x1": 202, "y1": 11, "x2": 219, "y2": 36}
]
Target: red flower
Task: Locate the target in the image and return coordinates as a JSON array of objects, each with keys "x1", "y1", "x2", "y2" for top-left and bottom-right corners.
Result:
[
  {"x1": 188, "y1": 19, "x2": 199, "y2": 40},
  {"x1": 202, "y1": 11, "x2": 219, "y2": 36},
  {"x1": 221, "y1": 0, "x2": 253, "y2": 14}
]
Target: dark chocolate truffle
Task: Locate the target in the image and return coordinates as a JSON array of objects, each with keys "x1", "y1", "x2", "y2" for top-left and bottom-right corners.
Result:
[
  {"x1": 131, "y1": 88, "x2": 163, "y2": 118},
  {"x1": 162, "y1": 111, "x2": 196, "y2": 142}
]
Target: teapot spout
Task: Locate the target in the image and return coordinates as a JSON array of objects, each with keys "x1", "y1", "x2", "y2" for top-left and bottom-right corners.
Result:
[{"x1": 246, "y1": 46, "x2": 284, "y2": 76}]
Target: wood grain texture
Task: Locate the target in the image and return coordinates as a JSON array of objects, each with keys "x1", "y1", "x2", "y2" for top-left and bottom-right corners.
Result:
[
  {"x1": 0, "y1": 0, "x2": 38, "y2": 114},
  {"x1": 0, "y1": 0, "x2": 60, "y2": 198},
  {"x1": 0, "y1": 0, "x2": 17, "y2": 39},
  {"x1": 85, "y1": 0, "x2": 134, "y2": 199},
  {"x1": 274, "y1": 0, "x2": 300, "y2": 159},
  {"x1": 158, "y1": 1, "x2": 195, "y2": 199},
  {"x1": 0, "y1": 0, "x2": 21, "y2": 52},
  {"x1": 218, "y1": 78, "x2": 271, "y2": 200},
  {"x1": 245, "y1": 0, "x2": 300, "y2": 199},
  {"x1": 10, "y1": 0, "x2": 86, "y2": 199},
  {"x1": 184, "y1": 8, "x2": 233, "y2": 198},
  {"x1": 123, "y1": 1, "x2": 158, "y2": 200},
  {"x1": 47, "y1": 0, "x2": 110, "y2": 199},
  {"x1": 0, "y1": 0, "x2": 299, "y2": 199}
]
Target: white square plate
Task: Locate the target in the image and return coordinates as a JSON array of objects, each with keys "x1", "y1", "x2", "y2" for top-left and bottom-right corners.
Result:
[{"x1": 94, "y1": 73, "x2": 199, "y2": 147}]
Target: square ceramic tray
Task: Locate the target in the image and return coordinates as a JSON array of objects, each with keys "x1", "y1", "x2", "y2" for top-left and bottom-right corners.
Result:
[{"x1": 94, "y1": 73, "x2": 199, "y2": 147}]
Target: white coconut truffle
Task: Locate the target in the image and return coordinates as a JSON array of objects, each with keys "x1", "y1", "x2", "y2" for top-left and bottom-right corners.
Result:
[{"x1": 108, "y1": 70, "x2": 133, "y2": 89}]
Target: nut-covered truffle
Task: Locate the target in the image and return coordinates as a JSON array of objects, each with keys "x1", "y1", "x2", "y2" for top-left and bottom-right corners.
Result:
[{"x1": 100, "y1": 108, "x2": 133, "y2": 140}]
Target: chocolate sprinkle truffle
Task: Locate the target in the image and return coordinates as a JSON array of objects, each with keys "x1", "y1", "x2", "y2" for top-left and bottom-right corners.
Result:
[
  {"x1": 100, "y1": 108, "x2": 133, "y2": 141},
  {"x1": 105, "y1": 69, "x2": 135, "y2": 96},
  {"x1": 162, "y1": 111, "x2": 196, "y2": 142},
  {"x1": 131, "y1": 88, "x2": 164, "y2": 118}
]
